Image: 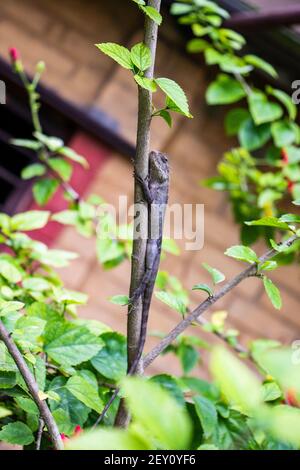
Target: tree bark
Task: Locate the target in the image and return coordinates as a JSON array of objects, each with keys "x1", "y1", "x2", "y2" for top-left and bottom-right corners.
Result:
[{"x1": 115, "y1": 0, "x2": 161, "y2": 427}]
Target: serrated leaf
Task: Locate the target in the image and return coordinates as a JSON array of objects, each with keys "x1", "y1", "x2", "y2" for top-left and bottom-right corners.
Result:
[
  {"x1": 248, "y1": 92, "x2": 283, "y2": 125},
  {"x1": 140, "y1": 5, "x2": 162, "y2": 25},
  {"x1": 11, "y1": 210, "x2": 50, "y2": 231},
  {"x1": 263, "y1": 277, "x2": 282, "y2": 310},
  {"x1": 91, "y1": 332, "x2": 127, "y2": 381},
  {"x1": 0, "y1": 422, "x2": 34, "y2": 445},
  {"x1": 225, "y1": 245, "x2": 258, "y2": 263},
  {"x1": 156, "y1": 77, "x2": 191, "y2": 117},
  {"x1": 134, "y1": 75, "x2": 157, "y2": 92},
  {"x1": 45, "y1": 326, "x2": 104, "y2": 367},
  {"x1": 202, "y1": 262, "x2": 225, "y2": 284},
  {"x1": 0, "y1": 300, "x2": 24, "y2": 316},
  {"x1": 95, "y1": 43, "x2": 133, "y2": 69},
  {"x1": 66, "y1": 375, "x2": 103, "y2": 414},
  {"x1": 21, "y1": 163, "x2": 46, "y2": 180},
  {"x1": 271, "y1": 120, "x2": 296, "y2": 147},
  {"x1": 155, "y1": 291, "x2": 187, "y2": 314},
  {"x1": 245, "y1": 217, "x2": 291, "y2": 230},
  {"x1": 131, "y1": 42, "x2": 151, "y2": 71},
  {"x1": 261, "y1": 382, "x2": 282, "y2": 402},
  {"x1": 194, "y1": 396, "x2": 218, "y2": 439},
  {"x1": 206, "y1": 74, "x2": 246, "y2": 105}
]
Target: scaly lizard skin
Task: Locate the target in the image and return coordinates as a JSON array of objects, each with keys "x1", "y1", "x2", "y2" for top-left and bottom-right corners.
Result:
[
  {"x1": 129, "y1": 150, "x2": 169, "y2": 374},
  {"x1": 94, "y1": 151, "x2": 169, "y2": 425}
]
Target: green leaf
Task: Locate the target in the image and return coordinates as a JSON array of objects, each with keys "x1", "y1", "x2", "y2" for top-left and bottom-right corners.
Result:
[
  {"x1": 0, "y1": 261, "x2": 22, "y2": 283},
  {"x1": 258, "y1": 260, "x2": 277, "y2": 272},
  {"x1": 122, "y1": 377, "x2": 192, "y2": 450},
  {"x1": 131, "y1": 42, "x2": 151, "y2": 71},
  {"x1": 187, "y1": 38, "x2": 209, "y2": 53},
  {"x1": 23, "y1": 277, "x2": 53, "y2": 292},
  {"x1": 158, "y1": 110, "x2": 172, "y2": 127},
  {"x1": 15, "y1": 397, "x2": 39, "y2": 415},
  {"x1": 134, "y1": 75, "x2": 157, "y2": 92},
  {"x1": 33, "y1": 178, "x2": 59, "y2": 206},
  {"x1": 263, "y1": 277, "x2": 282, "y2": 310},
  {"x1": 293, "y1": 199, "x2": 300, "y2": 205},
  {"x1": 211, "y1": 346, "x2": 262, "y2": 415},
  {"x1": 279, "y1": 213, "x2": 300, "y2": 224},
  {"x1": 45, "y1": 326, "x2": 104, "y2": 367},
  {"x1": 0, "y1": 422, "x2": 34, "y2": 445},
  {"x1": 67, "y1": 428, "x2": 147, "y2": 450},
  {"x1": 155, "y1": 291, "x2": 187, "y2": 314},
  {"x1": 192, "y1": 283, "x2": 213, "y2": 297},
  {"x1": 21, "y1": 163, "x2": 46, "y2": 180},
  {"x1": 58, "y1": 147, "x2": 89, "y2": 168},
  {"x1": 95, "y1": 43, "x2": 133, "y2": 70},
  {"x1": 110, "y1": 295, "x2": 129, "y2": 306},
  {"x1": 11, "y1": 210, "x2": 50, "y2": 231},
  {"x1": 0, "y1": 371, "x2": 17, "y2": 388},
  {"x1": 202, "y1": 262, "x2": 225, "y2": 284},
  {"x1": 48, "y1": 158, "x2": 72, "y2": 182},
  {"x1": 271, "y1": 120, "x2": 296, "y2": 147},
  {"x1": 224, "y1": 245, "x2": 258, "y2": 263},
  {"x1": 10, "y1": 138, "x2": 42, "y2": 151},
  {"x1": 248, "y1": 92, "x2": 283, "y2": 125},
  {"x1": 66, "y1": 375, "x2": 103, "y2": 414},
  {"x1": 244, "y1": 55, "x2": 277, "y2": 78},
  {"x1": 0, "y1": 406, "x2": 12, "y2": 419},
  {"x1": 245, "y1": 217, "x2": 291, "y2": 230},
  {"x1": 33, "y1": 132, "x2": 64, "y2": 151},
  {"x1": 48, "y1": 376, "x2": 90, "y2": 428},
  {"x1": 206, "y1": 74, "x2": 246, "y2": 105},
  {"x1": 267, "y1": 86, "x2": 297, "y2": 120},
  {"x1": 263, "y1": 405, "x2": 300, "y2": 448},
  {"x1": 155, "y1": 77, "x2": 191, "y2": 117},
  {"x1": 91, "y1": 332, "x2": 127, "y2": 381},
  {"x1": 178, "y1": 344, "x2": 199, "y2": 374},
  {"x1": 238, "y1": 118, "x2": 271, "y2": 151},
  {"x1": 140, "y1": 5, "x2": 162, "y2": 25},
  {"x1": 0, "y1": 301, "x2": 24, "y2": 316},
  {"x1": 170, "y1": 3, "x2": 194, "y2": 15},
  {"x1": 150, "y1": 374, "x2": 185, "y2": 406},
  {"x1": 261, "y1": 382, "x2": 282, "y2": 402},
  {"x1": 224, "y1": 108, "x2": 250, "y2": 136},
  {"x1": 194, "y1": 396, "x2": 218, "y2": 439}
]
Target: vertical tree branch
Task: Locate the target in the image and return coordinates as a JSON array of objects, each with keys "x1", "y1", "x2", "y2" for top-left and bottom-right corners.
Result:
[
  {"x1": 0, "y1": 321, "x2": 63, "y2": 450},
  {"x1": 114, "y1": 0, "x2": 161, "y2": 427}
]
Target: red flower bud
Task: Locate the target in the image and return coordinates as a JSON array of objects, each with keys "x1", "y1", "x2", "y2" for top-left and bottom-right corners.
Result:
[
  {"x1": 287, "y1": 180, "x2": 294, "y2": 193},
  {"x1": 60, "y1": 433, "x2": 69, "y2": 442},
  {"x1": 74, "y1": 425, "x2": 82, "y2": 435},
  {"x1": 9, "y1": 47, "x2": 19, "y2": 63},
  {"x1": 286, "y1": 388, "x2": 299, "y2": 407},
  {"x1": 281, "y1": 148, "x2": 289, "y2": 164}
]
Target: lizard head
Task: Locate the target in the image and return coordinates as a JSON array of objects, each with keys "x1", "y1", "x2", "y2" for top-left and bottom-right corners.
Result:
[{"x1": 149, "y1": 151, "x2": 169, "y2": 183}]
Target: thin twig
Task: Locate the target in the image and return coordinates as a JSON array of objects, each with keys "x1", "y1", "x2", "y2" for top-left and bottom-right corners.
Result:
[
  {"x1": 195, "y1": 317, "x2": 248, "y2": 355},
  {"x1": 95, "y1": 235, "x2": 297, "y2": 426},
  {"x1": 143, "y1": 235, "x2": 298, "y2": 369},
  {"x1": 114, "y1": 0, "x2": 162, "y2": 428},
  {"x1": 0, "y1": 321, "x2": 63, "y2": 450},
  {"x1": 36, "y1": 418, "x2": 44, "y2": 450}
]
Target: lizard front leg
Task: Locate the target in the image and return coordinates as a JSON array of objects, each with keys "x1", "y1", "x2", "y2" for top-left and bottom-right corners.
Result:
[{"x1": 134, "y1": 171, "x2": 154, "y2": 204}]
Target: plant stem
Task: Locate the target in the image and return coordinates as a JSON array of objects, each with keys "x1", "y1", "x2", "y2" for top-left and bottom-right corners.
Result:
[
  {"x1": 143, "y1": 235, "x2": 298, "y2": 369},
  {"x1": 0, "y1": 321, "x2": 63, "y2": 450},
  {"x1": 114, "y1": 0, "x2": 162, "y2": 428}
]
